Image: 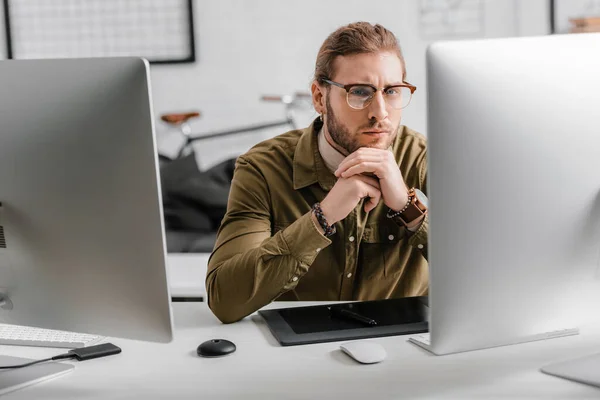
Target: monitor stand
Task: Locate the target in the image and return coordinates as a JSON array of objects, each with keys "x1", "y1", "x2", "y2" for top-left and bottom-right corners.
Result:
[
  {"x1": 0, "y1": 356, "x2": 73, "y2": 396},
  {"x1": 541, "y1": 352, "x2": 600, "y2": 388},
  {"x1": 409, "y1": 327, "x2": 580, "y2": 355}
]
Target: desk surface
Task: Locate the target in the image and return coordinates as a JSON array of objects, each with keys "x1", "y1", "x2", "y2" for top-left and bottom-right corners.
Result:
[
  {"x1": 2, "y1": 301, "x2": 600, "y2": 400},
  {"x1": 166, "y1": 253, "x2": 208, "y2": 298}
]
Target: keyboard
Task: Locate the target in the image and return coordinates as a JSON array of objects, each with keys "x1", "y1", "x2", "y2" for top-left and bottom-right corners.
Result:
[{"x1": 0, "y1": 323, "x2": 104, "y2": 349}]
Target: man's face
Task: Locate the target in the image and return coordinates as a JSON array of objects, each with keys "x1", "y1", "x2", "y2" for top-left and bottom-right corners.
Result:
[{"x1": 322, "y1": 51, "x2": 404, "y2": 155}]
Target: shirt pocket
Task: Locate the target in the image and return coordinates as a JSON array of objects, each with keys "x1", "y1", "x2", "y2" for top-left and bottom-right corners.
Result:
[{"x1": 359, "y1": 223, "x2": 405, "y2": 280}]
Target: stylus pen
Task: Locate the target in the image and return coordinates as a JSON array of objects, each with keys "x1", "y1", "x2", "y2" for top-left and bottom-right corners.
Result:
[{"x1": 329, "y1": 307, "x2": 378, "y2": 326}]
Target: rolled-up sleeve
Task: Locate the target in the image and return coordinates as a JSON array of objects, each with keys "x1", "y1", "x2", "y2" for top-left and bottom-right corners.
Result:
[
  {"x1": 407, "y1": 213, "x2": 428, "y2": 261},
  {"x1": 206, "y1": 157, "x2": 331, "y2": 323},
  {"x1": 393, "y1": 146, "x2": 429, "y2": 260}
]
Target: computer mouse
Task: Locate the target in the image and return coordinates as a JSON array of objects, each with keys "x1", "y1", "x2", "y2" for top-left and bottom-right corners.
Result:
[
  {"x1": 197, "y1": 339, "x2": 236, "y2": 357},
  {"x1": 340, "y1": 341, "x2": 386, "y2": 364}
]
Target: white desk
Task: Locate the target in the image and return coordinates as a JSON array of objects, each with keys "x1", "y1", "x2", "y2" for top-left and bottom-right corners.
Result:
[
  {"x1": 1, "y1": 302, "x2": 600, "y2": 399},
  {"x1": 166, "y1": 253, "x2": 209, "y2": 299}
]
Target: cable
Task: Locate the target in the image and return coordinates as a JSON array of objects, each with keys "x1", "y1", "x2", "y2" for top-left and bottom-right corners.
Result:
[
  {"x1": 0, "y1": 343, "x2": 121, "y2": 370},
  {"x1": 0, "y1": 353, "x2": 75, "y2": 370}
]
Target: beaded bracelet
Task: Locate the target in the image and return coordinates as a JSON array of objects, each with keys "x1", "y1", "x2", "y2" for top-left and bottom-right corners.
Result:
[
  {"x1": 312, "y1": 203, "x2": 336, "y2": 237},
  {"x1": 386, "y1": 193, "x2": 414, "y2": 219}
]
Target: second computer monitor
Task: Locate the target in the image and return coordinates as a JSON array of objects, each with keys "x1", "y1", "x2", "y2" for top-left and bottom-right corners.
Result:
[
  {"x1": 0, "y1": 57, "x2": 173, "y2": 343},
  {"x1": 425, "y1": 33, "x2": 600, "y2": 355}
]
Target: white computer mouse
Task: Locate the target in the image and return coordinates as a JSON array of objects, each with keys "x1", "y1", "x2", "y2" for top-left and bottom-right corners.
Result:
[{"x1": 339, "y1": 341, "x2": 387, "y2": 364}]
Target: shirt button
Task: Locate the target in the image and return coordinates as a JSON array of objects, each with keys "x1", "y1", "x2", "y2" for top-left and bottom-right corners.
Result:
[
  {"x1": 388, "y1": 234, "x2": 395, "y2": 241},
  {"x1": 349, "y1": 236, "x2": 355, "y2": 242},
  {"x1": 316, "y1": 248, "x2": 321, "y2": 253},
  {"x1": 417, "y1": 244, "x2": 424, "y2": 249},
  {"x1": 291, "y1": 276, "x2": 298, "y2": 282},
  {"x1": 347, "y1": 273, "x2": 352, "y2": 278}
]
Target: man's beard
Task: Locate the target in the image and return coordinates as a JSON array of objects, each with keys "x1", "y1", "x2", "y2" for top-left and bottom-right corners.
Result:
[{"x1": 325, "y1": 99, "x2": 398, "y2": 154}]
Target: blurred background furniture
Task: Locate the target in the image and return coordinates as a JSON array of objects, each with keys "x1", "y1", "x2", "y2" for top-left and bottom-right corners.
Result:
[
  {"x1": 569, "y1": 16, "x2": 600, "y2": 32},
  {"x1": 551, "y1": 0, "x2": 600, "y2": 33},
  {"x1": 159, "y1": 92, "x2": 311, "y2": 253},
  {"x1": 167, "y1": 253, "x2": 208, "y2": 300}
]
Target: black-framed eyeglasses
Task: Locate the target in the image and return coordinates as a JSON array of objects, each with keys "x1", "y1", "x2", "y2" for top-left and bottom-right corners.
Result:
[{"x1": 320, "y1": 78, "x2": 417, "y2": 110}]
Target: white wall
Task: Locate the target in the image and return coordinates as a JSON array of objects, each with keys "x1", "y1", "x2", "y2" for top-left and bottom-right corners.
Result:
[
  {"x1": 0, "y1": 0, "x2": 551, "y2": 169},
  {"x1": 149, "y1": 0, "x2": 550, "y2": 169},
  {"x1": 517, "y1": 0, "x2": 551, "y2": 36}
]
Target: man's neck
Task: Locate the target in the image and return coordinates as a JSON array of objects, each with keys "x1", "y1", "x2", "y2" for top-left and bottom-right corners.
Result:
[{"x1": 318, "y1": 127, "x2": 347, "y2": 173}]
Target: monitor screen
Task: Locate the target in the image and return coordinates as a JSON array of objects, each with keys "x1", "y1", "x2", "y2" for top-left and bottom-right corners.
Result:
[
  {"x1": 0, "y1": 57, "x2": 173, "y2": 343},
  {"x1": 425, "y1": 32, "x2": 600, "y2": 354}
]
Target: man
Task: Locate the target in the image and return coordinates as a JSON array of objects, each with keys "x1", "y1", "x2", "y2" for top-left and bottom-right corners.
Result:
[{"x1": 207, "y1": 22, "x2": 428, "y2": 323}]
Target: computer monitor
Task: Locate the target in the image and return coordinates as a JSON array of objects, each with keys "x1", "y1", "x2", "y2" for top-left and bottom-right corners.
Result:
[
  {"x1": 413, "y1": 32, "x2": 600, "y2": 355},
  {"x1": 0, "y1": 58, "x2": 173, "y2": 342}
]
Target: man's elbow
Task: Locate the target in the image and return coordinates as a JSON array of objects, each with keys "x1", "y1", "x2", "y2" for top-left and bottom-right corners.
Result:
[
  {"x1": 205, "y1": 276, "x2": 250, "y2": 324},
  {"x1": 208, "y1": 301, "x2": 247, "y2": 324}
]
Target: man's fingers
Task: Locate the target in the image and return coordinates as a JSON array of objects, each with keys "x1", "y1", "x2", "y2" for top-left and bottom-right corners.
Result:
[
  {"x1": 334, "y1": 157, "x2": 381, "y2": 178},
  {"x1": 340, "y1": 162, "x2": 382, "y2": 178},
  {"x1": 335, "y1": 154, "x2": 384, "y2": 177},
  {"x1": 361, "y1": 180, "x2": 382, "y2": 212},
  {"x1": 364, "y1": 188, "x2": 382, "y2": 213},
  {"x1": 352, "y1": 174, "x2": 380, "y2": 189}
]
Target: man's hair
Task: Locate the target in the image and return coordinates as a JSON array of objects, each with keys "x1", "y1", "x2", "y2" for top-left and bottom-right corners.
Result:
[{"x1": 314, "y1": 22, "x2": 406, "y2": 84}]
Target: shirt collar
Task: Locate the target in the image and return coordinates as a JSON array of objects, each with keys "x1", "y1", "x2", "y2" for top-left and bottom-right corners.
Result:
[
  {"x1": 293, "y1": 118, "x2": 337, "y2": 191},
  {"x1": 317, "y1": 127, "x2": 346, "y2": 173}
]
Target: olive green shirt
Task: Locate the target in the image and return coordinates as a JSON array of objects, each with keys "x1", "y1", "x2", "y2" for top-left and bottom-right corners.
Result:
[{"x1": 207, "y1": 118, "x2": 429, "y2": 323}]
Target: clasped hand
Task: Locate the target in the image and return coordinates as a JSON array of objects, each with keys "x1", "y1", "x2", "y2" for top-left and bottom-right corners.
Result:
[
  {"x1": 318, "y1": 148, "x2": 409, "y2": 225},
  {"x1": 334, "y1": 148, "x2": 409, "y2": 211}
]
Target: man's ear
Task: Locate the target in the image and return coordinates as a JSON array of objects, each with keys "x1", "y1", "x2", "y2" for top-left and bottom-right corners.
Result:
[{"x1": 311, "y1": 80, "x2": 326, "y2": 115}]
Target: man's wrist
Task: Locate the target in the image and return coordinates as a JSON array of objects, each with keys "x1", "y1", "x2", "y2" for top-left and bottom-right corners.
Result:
[
  {"x1": 310, "y1": 212, "x2": 326, "y2": 235},
  {"x1": 389, "y1": 186, "x2": 411, "y2": 212},
  {"x1": 405, "y1": 212, "x2": 426, "y2": 232},
  {"x1": 318, "y1": 201, "x2": 337, "y2": 225},
  {"x1": 388, "y1": 187, "x2": 428, "y2": 226},
  {"x1": 312, "y1": 203, "x2": 336, "y2": 237},
  {"x1": 387, "y1": 191, "x2": 413, "y2": 218}
]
